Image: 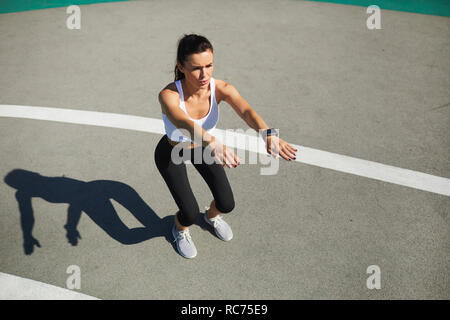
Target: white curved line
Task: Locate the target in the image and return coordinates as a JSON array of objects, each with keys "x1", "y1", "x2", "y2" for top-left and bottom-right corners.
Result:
[
  {"x1": 1, "y1": 104, "x2": 449, "y2": 196},
  {"x1": 0, "y1": 272, "x2": 99, "y2": 300}
]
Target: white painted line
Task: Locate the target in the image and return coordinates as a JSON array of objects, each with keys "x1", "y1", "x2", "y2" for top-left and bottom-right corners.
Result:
[
  {"x1": 0, "y1": 104, "x2": 165, "y2": 134},
  {"x1": 0, "y1": 272, "x2": 99, "y2": 300},
  {"x1": 1, "y1": 104, "x2": 449, "y2": 196}
]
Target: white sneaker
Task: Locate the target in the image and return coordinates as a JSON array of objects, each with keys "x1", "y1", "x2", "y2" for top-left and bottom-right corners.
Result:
[
  {"x1": 203, "y1": 208, "x2": 233, "y2": 241},
  {"x1": 172, "y1": 224, "x2": 197, "y2": 259}
]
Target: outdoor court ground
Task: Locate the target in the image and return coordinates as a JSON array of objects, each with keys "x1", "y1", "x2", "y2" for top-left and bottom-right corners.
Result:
[{"x1": 0, "y1": 0, "x2": 449, "y2": 300}]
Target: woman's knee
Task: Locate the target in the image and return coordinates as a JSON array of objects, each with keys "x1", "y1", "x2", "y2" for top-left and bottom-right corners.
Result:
[
  {"x1": 216, "y1": 196, "x2": 235, "y2": 214},
  {"x1": 177, "y1": 203, "x2": 200, "y2": 226}
]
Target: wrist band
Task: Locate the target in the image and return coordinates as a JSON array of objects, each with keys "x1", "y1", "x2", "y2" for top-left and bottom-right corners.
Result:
[{"x1": 261, "y1": 128, "x2": 279, "y2": 139}]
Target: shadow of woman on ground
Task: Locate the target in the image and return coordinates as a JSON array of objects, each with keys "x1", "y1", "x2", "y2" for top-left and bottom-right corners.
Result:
[{"x1": 4, "y1": 169, "x2": 173, "y2": 255}]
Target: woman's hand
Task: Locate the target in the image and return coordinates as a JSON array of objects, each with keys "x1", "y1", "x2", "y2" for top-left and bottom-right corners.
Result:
[
  {"x1": 266, "y1": 136, "x2": 298, "y2": 161},
  {"x1": 209, "y1": 140, "x2": 242, "y2": 168}
]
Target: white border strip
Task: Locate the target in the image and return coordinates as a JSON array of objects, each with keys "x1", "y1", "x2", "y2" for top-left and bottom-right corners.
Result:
[
  {"x1": 1, "y1": 104, "x2": 449, "y2": 196},
  {"x1": 0, "y1": 272, "x2": 99, "y2": 300}
]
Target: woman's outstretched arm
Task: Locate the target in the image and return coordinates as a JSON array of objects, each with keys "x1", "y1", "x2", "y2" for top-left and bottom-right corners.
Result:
[{"x1": 219, "y1": 80, "x2": 298, "y2": 161}]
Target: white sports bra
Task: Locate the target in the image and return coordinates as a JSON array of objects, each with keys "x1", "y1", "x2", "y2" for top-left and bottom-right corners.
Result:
[{"x1": 162, "y1": 77, "x2": 219, "y2": 143}]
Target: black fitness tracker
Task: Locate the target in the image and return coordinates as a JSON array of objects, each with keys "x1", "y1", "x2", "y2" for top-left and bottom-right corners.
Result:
[{"x1": 261, "y1": 128, "x2": 279, "y2": 140}]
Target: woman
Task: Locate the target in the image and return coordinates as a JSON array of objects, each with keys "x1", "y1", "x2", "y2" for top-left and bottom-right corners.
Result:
[{"x1": 154, "y1": 34, "x2": 297, "y2": 259}]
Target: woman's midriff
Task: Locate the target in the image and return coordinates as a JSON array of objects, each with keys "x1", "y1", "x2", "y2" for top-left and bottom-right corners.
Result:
[{"x1": 166, "y1": 136, "x2": 202, "y2": 149}]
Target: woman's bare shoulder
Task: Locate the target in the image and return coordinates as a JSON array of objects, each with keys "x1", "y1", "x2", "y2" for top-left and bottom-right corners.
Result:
[
  {"x1": 159, "y1": 82, "x2": 178, "y2": 95},
  {"x1": 158, "y1": 82, "x2": 180, "y2": 114},
  {"x1": 159, "y1": 82, "x2": 180, "y2": 103},
  {"x1": 214, "y1": 78, "x2": 241, "y2": 103},
  {"x1": 214, "y1": 78, "x2": 232, "y2": 90},
  {"x1": 214, "y1": 78, "x2": 235, "y2": 103}
]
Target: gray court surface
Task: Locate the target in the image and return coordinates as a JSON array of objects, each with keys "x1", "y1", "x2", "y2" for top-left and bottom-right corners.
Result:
[{"x1": 0, "y1": 0, "x2": 449, "y2": 299}]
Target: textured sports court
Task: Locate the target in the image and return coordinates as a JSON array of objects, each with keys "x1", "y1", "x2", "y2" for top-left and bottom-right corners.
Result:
[{"x1": 0, "y1": 0, "x2": 449, "y2": 299}]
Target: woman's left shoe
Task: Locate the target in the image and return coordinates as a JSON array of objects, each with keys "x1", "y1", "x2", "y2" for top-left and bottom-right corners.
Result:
[{"x1": 203, "y1": 209, "x2": 233, "y2": 241}]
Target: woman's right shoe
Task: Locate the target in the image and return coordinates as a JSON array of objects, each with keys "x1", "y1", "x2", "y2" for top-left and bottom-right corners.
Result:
[{"x1": 172, "y1": 224, "x2": 197, "y2": 259}]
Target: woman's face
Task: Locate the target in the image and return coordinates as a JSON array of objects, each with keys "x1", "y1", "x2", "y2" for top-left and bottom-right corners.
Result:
[{"x1": 178, "y1": 49, "x2": 214, "y2": 88}]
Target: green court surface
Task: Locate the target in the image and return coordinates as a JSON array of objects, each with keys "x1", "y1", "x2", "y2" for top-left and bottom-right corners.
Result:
[
  {"x1": 2, "y1": 0, "x2": 450, "y2": 16},
  {"x1": 305, "y1": 0, "x2": 450, "y2": 17},
  {"x1": 0, "y1": 0, "x2": 131, "y2": 14}
]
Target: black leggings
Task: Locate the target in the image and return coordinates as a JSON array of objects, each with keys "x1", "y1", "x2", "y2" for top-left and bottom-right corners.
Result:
[{"x1": 154, "y1": 135, "x2": 235, "y2": 227}]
